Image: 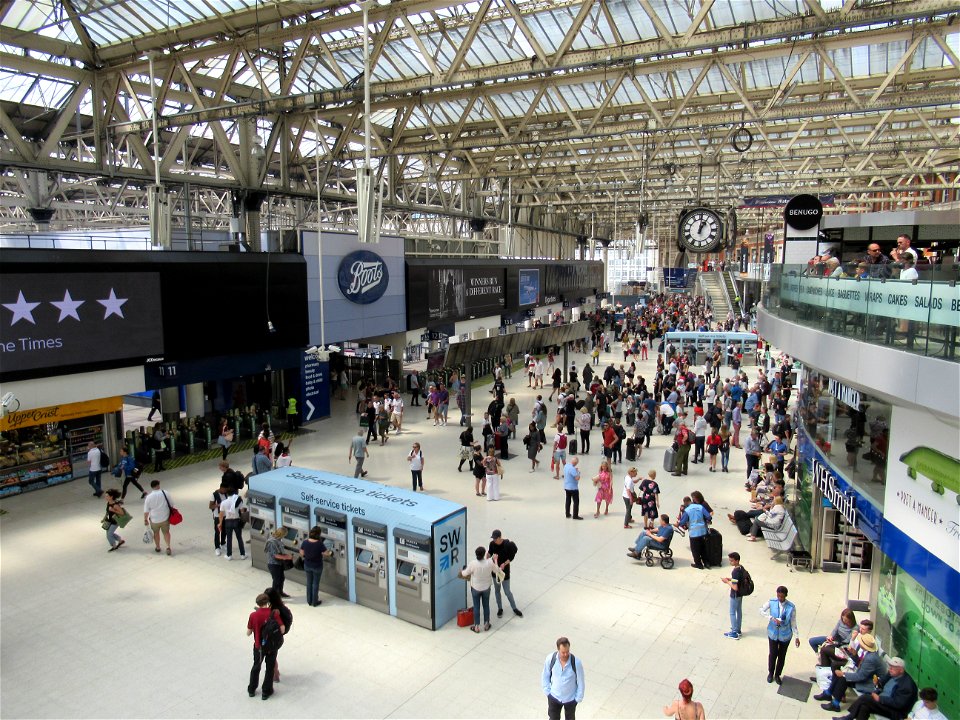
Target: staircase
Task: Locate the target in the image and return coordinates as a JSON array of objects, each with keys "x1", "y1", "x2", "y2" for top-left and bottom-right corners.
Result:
[
  {"x1": 721, "y1": 271, "x2": 743, "y2": 317},
  {"x1": 700, "y1": 272, "x2": 731, "y2": 317}
]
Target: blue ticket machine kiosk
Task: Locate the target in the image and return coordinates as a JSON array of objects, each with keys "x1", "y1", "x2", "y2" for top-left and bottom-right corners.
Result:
[
  {"x1": 248, "y1": 467, "x2": 467, "y2": 629},
  {"x1": 353, "y1": 519, "x2": 389, "y2": 613},
  {"x1": 393, "y1": 528, "x2": 433, "y2": 629},
  {"x1": 247, "y1": 490, "x2": 276, "y2": 573},
  {"x1": 279, "y1": 498, "x2": 310, "y2": 586},
  {"x1": 314, "y1": 507, "x2": 349, "y2": 600}
]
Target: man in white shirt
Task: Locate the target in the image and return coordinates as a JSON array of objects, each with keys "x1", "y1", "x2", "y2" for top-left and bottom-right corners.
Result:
[
  {"x1": 390, "y1": 392, "x2": 404, "y2": 432},
  {"x1": 143, "y1": 479, "x2": 174, "y2": 555},
  {"x1": 527, "y1": 355, "x2": 537, "y2": 387},
  {"x1": 890, "y1": 233, "x2": 919, "y2": 264},
  {"x1": 622, "y1": 468, "x2": 639, "y2": 528},
  {"x1": 535, "y1": 359, "x2": 545, "y2": 389},
  {"x1": 217, "y1": 486, "x2": 247, "y2": 560},
  {"x1": 86, "y1": 441, "x2": 104, "y2": 497}
]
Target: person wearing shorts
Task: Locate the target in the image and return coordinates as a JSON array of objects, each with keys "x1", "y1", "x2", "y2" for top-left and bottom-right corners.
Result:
[{"x1": 143, "y1": 479, "x2": 174, "y2": 555}]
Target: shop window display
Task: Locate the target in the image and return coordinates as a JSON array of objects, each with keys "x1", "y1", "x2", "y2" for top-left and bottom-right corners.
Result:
[{"x1": 798, "y1": 370, "x2": 891, "y2": 507}]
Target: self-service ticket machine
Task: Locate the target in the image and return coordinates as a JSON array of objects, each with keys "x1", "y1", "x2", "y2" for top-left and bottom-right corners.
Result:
[
  {"x1": 314, "y1": 507, "x2": 349, "y2": 600},
  {"x1": 247, "y1": 490, "x2": 276, "y2": 573},
  {"x1": 279, "y1": 498, "x2": 311, "y2": 586},
  {"x1": 353, "y1": 519, "x2": 389, "y2": 613},
  {"x1": 393, "y1": 528, "x2": 432, "y2": 629}
]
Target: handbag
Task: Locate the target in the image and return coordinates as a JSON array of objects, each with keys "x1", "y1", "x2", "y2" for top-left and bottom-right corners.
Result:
[
  {"x1": 282, "y1": 558, "x2": 295, "y2": 570},
  {"x1": 101, "y1": 518, "x2": 112, "y2": 530},
  {"x1": 163, "y1": 491, "x2": 183, "y2": 525},
  {"x1": 115, "y1": 508, "x2": 133, "y2": 528}
]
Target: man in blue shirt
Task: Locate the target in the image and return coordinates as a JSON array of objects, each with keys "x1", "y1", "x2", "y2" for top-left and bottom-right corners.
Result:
[
  {"x1": 541, "y1": 636, "x2": 585, "y2": 719},
  {"x1": 766, "y1": 435, "x2": 788, "y2": 473},
  {"x1": 563, "y1": 457, "x2": 583, "y2": 520},
  {"x1": 627, "y1": 514, "x2": 674, "y2": 558}
]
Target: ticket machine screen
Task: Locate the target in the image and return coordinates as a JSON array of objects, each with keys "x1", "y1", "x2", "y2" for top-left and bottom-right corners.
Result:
[
  {"x1": 251, "y1": 518, "x2": 264, "y2": 532},
  {"x1": 397, "y1": 561, "x2": 415, "y2": 577},
  {"x1": 284, "y1": 527, "x2": 299, "y2": 542},
  {"x1": 357, "y1": 549, "x2": 374, "y2": 565}
]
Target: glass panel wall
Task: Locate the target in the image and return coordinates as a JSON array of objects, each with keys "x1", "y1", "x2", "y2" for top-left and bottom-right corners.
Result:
[{"x1": 797, "y1": 370, "x2": 891, "y2": 507}]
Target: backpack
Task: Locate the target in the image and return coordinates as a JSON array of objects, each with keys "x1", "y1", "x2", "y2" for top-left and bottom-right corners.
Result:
[
  {"x1": 259, "y1": 610, "x2": 285, "y2": 653},
  {"x1": 98, "y1": 447, "x2": 110, "y2": 471},
  {"x1": 556, "y1": 434, "x2": 568, "y2": 450},
  {"x1": 235, "y1": 496, "x2": 250, "y2": 525},
  {"x1": 739, "y1": 567, "x2": 755, "y2": 597},
  {"x1": 615, "y1": 424, "x2": 626, "y2": 440}
]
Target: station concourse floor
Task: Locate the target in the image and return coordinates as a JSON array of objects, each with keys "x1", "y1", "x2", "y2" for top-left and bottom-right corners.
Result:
[{"x1": 1, "y1": 345, "x2": 850, "y2": 720}]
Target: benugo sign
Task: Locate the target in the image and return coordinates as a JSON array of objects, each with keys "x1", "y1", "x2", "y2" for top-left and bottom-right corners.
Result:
[{"x1": 0, "y1": 397, "x2": 122, "y2": 431}]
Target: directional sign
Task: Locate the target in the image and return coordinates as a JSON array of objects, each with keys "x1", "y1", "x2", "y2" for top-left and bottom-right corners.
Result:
[{"x1": 301, "y1": 352, "x2": 330, "y2": 425}]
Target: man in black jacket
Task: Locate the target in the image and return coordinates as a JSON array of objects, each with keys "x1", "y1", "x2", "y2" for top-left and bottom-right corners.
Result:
[
  {"x1": 831, "y1": 657, "x2": 917, "y2": 720},
  {"x1": 488, "y1": 530, "x2": 523, "y2": 619}
]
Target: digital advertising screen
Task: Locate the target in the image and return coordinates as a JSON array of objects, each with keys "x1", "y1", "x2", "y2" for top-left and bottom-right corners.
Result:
[
  {"x1": 425, "y1": 267, "x2": 504, "y2": 322},
  {"x1": 0, "y1": 272, "x2": 164, "y2": 376},
  {"x1": 518, "y1": 269, "x2": 540, "y2": 306}
]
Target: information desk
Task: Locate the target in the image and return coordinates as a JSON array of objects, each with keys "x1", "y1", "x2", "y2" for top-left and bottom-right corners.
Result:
[{"x1": 249, "y1": 467, "x2": 467, "y2": 630}]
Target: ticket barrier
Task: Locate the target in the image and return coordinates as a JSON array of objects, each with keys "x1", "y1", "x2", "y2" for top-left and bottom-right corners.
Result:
[
  {"x1": 314, "y1": 508, "x2": 349, "y2": 600},
  {"x1": 247, "y1": 490, "x2": 276, "y2": 573},
  {"x1": 279, "y1": 498, "x2": 311, "y2": 586},
  {"x1": 353, "y1": 519, "x2": 389, "y2": 613},
  {"x1": 393, "y1": 528, "x2": 432, "y2": 629}
]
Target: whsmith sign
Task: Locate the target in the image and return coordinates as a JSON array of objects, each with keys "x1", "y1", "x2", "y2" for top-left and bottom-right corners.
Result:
[
  {"x1": 337, "y1": 250, "x2": 389, "y2": 305},
  {"x1": 812, "y1": 457, "x2": 858, "y2": 528}
]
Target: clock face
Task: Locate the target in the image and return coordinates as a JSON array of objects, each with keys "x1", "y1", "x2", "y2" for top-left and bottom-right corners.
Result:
[{"x1": 678, "y1": 207, "x2": 723, "y2": 253}]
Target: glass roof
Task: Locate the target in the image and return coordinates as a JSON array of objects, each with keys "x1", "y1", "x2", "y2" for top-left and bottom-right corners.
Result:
[{"x1": 1, "y1": 0, "x2": 267, "y2": 47}]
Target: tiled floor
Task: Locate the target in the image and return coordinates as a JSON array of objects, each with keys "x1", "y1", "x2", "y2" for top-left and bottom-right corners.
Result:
[{"x1": 1, "y1": 345, "x2": 849, "y2": 719}]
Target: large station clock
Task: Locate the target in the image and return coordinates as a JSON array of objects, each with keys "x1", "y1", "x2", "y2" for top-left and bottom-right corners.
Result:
[{"x1": 678, "y1": 207, "x2": 724, "y2": 253}]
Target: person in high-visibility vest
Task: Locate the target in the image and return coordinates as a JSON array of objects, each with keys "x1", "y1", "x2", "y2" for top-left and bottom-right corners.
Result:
[{"x1": 286, "y1": 397, "x2": 298, "y2": 432}]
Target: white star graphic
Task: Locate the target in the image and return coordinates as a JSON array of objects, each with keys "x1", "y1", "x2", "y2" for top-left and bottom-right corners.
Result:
[
  {"x1": 97, "y1": 288, "x2": 128, "y2": 319},
  {"x1": 50, "y1": 289, "x2": 85, "y2": 322},
  {"x1": 2, "y1": 291, "x2": 41, "y2": 325}
]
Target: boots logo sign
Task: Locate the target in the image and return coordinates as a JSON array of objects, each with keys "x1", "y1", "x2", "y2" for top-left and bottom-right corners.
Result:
[{"x1": 337, "y1": 250, "x2": 389, "y2": 305}]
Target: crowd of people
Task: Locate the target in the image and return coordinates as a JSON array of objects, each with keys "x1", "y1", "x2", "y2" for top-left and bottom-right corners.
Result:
[{"x1": 88, "y1": 289, "x2": 945, "y2": 719}]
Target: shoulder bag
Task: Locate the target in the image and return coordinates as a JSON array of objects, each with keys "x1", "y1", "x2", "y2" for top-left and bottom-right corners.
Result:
[{"x1": 162, "y1": 491, "x2": 183, "y2": 525}]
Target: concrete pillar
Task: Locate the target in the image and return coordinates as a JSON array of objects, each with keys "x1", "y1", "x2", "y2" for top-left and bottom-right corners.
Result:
[
  {"x1": 160, "y1": 386, "x2": 180, "y2": 424},
  {"x1": 184, "y1": 383, "x2": 205, "y2": 419}
]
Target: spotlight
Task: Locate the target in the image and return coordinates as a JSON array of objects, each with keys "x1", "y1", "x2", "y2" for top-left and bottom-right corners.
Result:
[{"x1": 267, "y1": 321, "x2": 276, "y2": 333}]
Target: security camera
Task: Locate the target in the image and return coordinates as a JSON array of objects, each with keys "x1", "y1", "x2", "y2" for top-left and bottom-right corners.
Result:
[
  {"x1": 306, "y1": 346, "x2": 319, "y2": 354},
  {"x1": 1, "y1": 392, "x2": 15, "y2": 408}
]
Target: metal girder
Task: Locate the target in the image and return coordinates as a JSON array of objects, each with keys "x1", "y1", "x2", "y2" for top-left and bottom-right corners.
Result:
[{"x1": 107, "y1": 16, "x2": 957, "y2": 134}]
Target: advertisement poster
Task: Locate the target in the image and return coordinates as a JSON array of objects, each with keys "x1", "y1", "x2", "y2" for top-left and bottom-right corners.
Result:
[
  {"x1": 876, "y1": 556, "x2": 959, "y2": 720},
  {"x1": 884, "y1": 406, "x2": 960, "y2": 574},
  {"x1": 518, "y1": 269, "x2": 540, "y2": 306},
  {"x1": 427, "y1": 267, "x2": 504, "y2": 321},
  {"x1": 0, "y1": 273, "x2": 163, "y2": 375}
]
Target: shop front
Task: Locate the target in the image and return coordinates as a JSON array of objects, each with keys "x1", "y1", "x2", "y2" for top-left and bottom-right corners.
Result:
[
  {"x1": 875, "y1": 405, "x2": 959, "y2": 719},
  {"x1": 0, "y1": 397, "x2": 122, "y2": 497},
  {"x1": 795, "y1": 369, "x2": 890, "y2": 609}
]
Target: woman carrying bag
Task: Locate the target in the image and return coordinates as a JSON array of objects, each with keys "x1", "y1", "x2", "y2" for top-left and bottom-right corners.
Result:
[{"x1": 102, "y1": 489, "x2": 131, "y2": 552}]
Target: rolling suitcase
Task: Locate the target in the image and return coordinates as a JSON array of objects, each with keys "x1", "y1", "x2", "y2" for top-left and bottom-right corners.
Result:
[
  {"x1": 626, "y1": 438, "x2": 636, "y2": 461},
  {"x1": 569, "y1": 437, "x2": 578, "y2": 455},
  {"x1": 705, "y1": 528, "x2": 723, "y2": 568},
  {"x1": 663, "y1": 447, "x2": 676, "y2": 473}
]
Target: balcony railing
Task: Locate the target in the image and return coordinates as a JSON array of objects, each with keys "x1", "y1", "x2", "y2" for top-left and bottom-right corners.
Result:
[{"x1": 762, "y1": 264, "x2": 960, "y2": 362}]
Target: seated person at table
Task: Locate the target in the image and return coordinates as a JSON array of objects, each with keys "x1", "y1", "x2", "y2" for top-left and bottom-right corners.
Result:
[{"x1": 627, "y1": 514, "x2": 674, "y2": 558}]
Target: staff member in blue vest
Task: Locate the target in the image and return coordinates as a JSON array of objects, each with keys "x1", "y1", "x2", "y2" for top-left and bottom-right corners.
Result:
[
  {"x1": 761, "y1": 585, "x2": 799, "y2": 685},
  {"x1": 678, "y1": 490, "x2": 712, "y2": 569}
]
